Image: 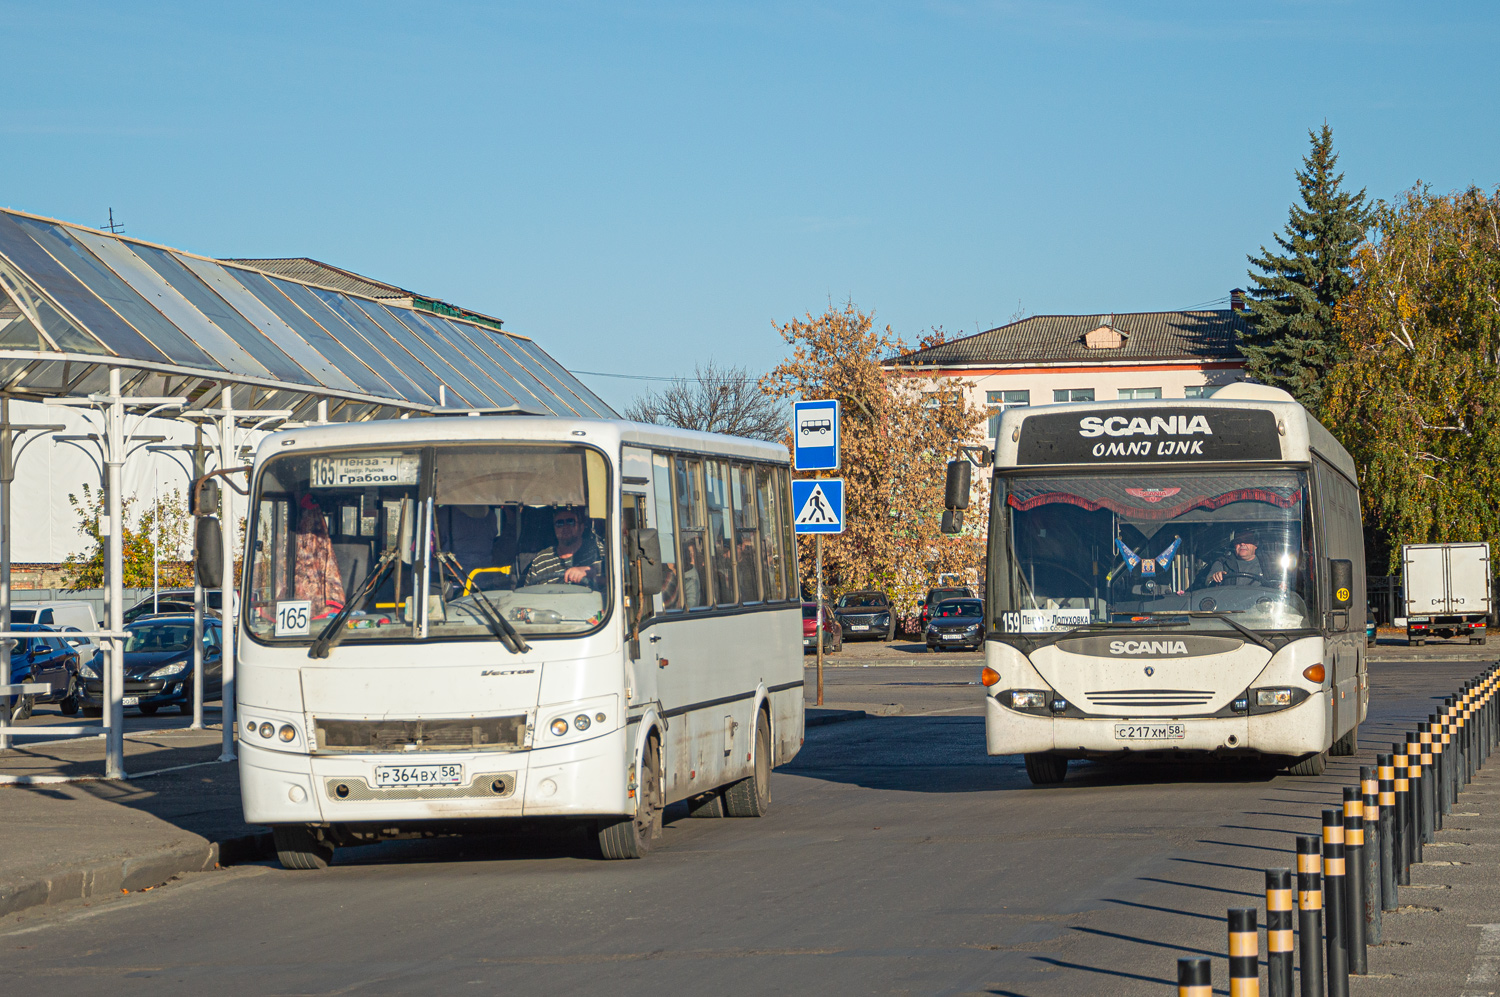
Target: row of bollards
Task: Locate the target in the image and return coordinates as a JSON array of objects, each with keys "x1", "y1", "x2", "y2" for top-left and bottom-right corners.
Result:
[{"x1": 1175, "y1": 663, "x2": 1498, "y2": 995}]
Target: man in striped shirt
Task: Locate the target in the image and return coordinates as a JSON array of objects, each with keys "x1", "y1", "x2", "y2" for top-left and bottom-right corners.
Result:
[{"x1": 522, "y1": 506, "x2": 603, "y2": 587}]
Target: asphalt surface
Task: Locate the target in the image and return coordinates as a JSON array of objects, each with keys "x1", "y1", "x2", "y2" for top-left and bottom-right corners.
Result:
[{"x1": 1, "y1": 646, "x2": 1494, "y2": 996}]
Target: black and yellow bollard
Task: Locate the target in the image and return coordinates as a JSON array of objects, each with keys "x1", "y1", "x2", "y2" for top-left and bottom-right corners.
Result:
[
  {"x1": 1179, "y1": 956, "x2": 1212, "y2": 997},
  {"x1": 1392, "y1": 741, "x2": 1413, "y2": 882},
  {"x1": 1342, "y1": 787, "x2": 1367, "y2": 973},
  {"x1": 1296, "y1": 835, "x2": 1324, "y2": 997},
  {"x1": 1323, "y1": 809, "x2": 1350, "y2": 997},
  {"x1": 1415, "y1": 727, "x2": 1435, "y2": 845},
  {"x1": 1359, "y1": 768, "x2": 1382, "y2": 945},
  {"x1": 1266, "y1": 868, "x2": 1294, "y2": 997},
  {"x1": 1428, "y1": 715, "x2": 1448, "y2": 823},
  {"x1": 1377, "y1": 752, "x2": 1398, "y2": 910},
  {"x1": 1229, "y1": 907, "x2": 1260, "y2": 997},
  {"x1": 1438, "y1": 705, "x2": 1455, "y2": 814}
]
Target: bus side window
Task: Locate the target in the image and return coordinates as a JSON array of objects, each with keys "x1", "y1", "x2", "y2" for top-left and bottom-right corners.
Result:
[
  {"x1": 705, "y1": 460, "x2": 737, "y2": 606},
  {"x1": 776, "y1": 465, "x2": 797, "y2": 600},
  {"x1": 622, "y1": 494, "x2": 654, "y2": 624},
  {"x1": 652, "y1": 453, "x2": 683, "y2": 611},
  {"x1": 676, "y1": 458, "x2": 710, "y2": 609},
  {"x1": 755, "y1": 465, "x2": 787, "y2": 602},
  {"x1": 733, "y1": 464, "x2": 763, "y2": 604}
]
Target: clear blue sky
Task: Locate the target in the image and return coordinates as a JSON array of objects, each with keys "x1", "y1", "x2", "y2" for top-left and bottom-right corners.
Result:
[{"x1": 3, "y1": 2, "x2": 1496, "y2": 412}]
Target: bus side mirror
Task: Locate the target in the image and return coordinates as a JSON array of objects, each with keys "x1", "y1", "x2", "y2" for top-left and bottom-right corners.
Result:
[
  {"x1": 196, "y1": 518, "x2": 223, "y2": 589},
  {"x1": 191, "y1": 476, "x2": 220, "y2": 516},
  {"x1": 944, "y1": 460, "x2": 971, "y2": 510},
  {"x1": 631, "y1": 528, "x2": 663, "y2": 593},
  {"x1": 941, "y1": 509, "x2": 964, "y2": 534},
  {"x1": 1330, "y1": 559, "x2": 1354, "y2": 609}
]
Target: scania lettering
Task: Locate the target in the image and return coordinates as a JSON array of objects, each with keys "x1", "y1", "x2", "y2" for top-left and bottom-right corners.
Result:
[
  {"x1": 234, "y1": 416, "x2": 803, "y2": 867},
  {"x1": 984, "y1": 384, "x2": 1366, "y2": 784}
]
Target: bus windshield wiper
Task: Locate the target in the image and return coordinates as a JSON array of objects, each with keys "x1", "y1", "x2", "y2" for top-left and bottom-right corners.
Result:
[
  {"x1": 309, "y1": 549, "x2": 398, "y2": 659},
  {"x1": 437, "y1": 551, "x2": 530, "y2": 654},
  {"x1": 1009, "y1": 616, "x2": 1188, "y2": 652},
  {"x1": 1153, "y1": 610, "x2": 1280, "y2": 652}
]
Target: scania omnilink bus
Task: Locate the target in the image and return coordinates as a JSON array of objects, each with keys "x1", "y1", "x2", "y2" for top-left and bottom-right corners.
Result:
[
  {"x1": 979, "y1": 383, "x2": 1366, "y2": 783},
  {"x1": 232, "y1": 416, "x2": 803, "y2": 867}
]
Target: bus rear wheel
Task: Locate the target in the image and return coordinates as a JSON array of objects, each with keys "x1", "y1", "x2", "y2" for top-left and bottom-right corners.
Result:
[
  {"x1": 598, "y1": 739, "x2": 662, "y2": 859},
  {"x1": 1023, "y1": 753, "x2": 1068, "y2": 785},
  {"x1": 273, "y1": 825, "x2": 333, "y2": 870},
  {"x1": 1331, "y1": 724, "x2": 1358, "y2": 756},
  {"x1": 724, "y1": 711, "x2": 772, "y2": 817}
]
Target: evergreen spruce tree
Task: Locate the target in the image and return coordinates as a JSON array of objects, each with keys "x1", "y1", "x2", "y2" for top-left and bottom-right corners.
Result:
[{"x1": 1240, "y1": 124, "x2": 1371, "y2": 409}]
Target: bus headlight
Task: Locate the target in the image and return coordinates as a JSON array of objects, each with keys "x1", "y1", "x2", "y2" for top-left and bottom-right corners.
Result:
[
  {"x1": 551, "y1": 718, "x2": 569, "y2": 736},
  {"x1": 1257, "y1": 688, "x2": 1293, "y2": 707},
  {"x1": 573, "y1": 714, "x2": 591, "y2": 732},
  {"x1": 1009, "y1": 690, "x2": 1046, "y2": 709},
  {"x1": 278, "y1": 724, "x2": 297, "y2": 742}
]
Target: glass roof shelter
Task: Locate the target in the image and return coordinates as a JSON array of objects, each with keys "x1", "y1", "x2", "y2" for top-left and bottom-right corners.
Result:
[{"x1": 0, "y1": 207, "x2": 616, "y2": 422}]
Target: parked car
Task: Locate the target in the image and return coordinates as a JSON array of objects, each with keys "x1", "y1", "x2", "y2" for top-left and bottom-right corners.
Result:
[
  {"x1": 79, "y1": 615, "x2": 223, "y2": 717},
  {"x1": 925, "y1": 598, "x2": 986, "y2": 652},
  {"x1": 1367, "y1": 612, "x2": 1377, "y2": 648},
  {"x1": 917, "y1": 586, "x2": 976, "y2": 634},
  {"x1": 11, "y1": 601, "x2": 100, "y2": 658},
  {"x1": 123, "y1": 590, "x2": 222, "y2": 625},
  {"x1": 834, "y1": 590, "x2": 895, "y2": 641},
  {"x1": 5, "y1": 624, "x2": 81, "y2": 720},
  {"x1": 801, "y1": 601, "x2": 843, "y2": 654}
]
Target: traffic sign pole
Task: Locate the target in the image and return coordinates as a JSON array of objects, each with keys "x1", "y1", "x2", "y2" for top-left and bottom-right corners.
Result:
[{"x1": 816, "y1": 534, "x2": 824, "y2": 707}]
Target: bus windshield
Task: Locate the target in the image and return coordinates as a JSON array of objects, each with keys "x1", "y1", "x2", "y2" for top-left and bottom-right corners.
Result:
[
  {"x1": 992, "y1": 468, "x2": 1315, "y2": 635},
  {"x1": 246, "y1": 443, "x2": 611, "y2": 644}
]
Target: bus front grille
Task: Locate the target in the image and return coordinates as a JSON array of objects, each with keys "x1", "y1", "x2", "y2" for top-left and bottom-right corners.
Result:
[
  {"x1": 314, "y1": 716, "x2": 528, "y2": 753},
  {"x1": 1085, "y1": 689, "x2": 1216, "y2": 708}
]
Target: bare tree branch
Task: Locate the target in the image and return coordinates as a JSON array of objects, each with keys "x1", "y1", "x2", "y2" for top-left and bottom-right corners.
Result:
[{"x1": 623, "y1": 361, "x2": 788, "y2": 442}]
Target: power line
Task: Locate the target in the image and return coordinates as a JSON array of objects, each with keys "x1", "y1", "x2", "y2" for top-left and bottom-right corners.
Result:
[{"x1": 574, "y1": 369, "x2": 761, "y2": 384}]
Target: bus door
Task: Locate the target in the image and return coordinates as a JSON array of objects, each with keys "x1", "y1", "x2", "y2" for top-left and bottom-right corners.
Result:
[{"x1": 621, "y1": 447, "x2": 658, "y2": 715}]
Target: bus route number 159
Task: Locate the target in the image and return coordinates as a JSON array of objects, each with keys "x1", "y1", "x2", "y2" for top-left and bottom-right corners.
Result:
[{"x1": 276, "y1": 600, "x2": 312, "y2": 637}]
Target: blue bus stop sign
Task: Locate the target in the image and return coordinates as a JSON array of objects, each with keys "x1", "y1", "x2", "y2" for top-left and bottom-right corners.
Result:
[
  {"x1": 793, "y1": 399, "x2": 839, "y2": 471},
  {"x1": 792, "y1": 479, "x2": 844, "y2": 534}
]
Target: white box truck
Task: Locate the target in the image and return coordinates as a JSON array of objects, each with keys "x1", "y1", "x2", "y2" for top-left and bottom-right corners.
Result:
[{"x1": 1402, "y1": 542, "x2": 1492, "y2": 645}]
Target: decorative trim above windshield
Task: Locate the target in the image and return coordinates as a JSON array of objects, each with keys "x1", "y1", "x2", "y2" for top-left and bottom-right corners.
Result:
[{"x1": 1016, "y1": 408, "x2": 1282, "y2": 464}]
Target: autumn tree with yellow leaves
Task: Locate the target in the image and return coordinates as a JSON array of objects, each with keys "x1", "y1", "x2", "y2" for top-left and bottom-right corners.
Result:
[
  {"x1": 761, "y1": 302, "x2": 988, "y2": 622},
  {"x1": 1323, "y1": 184, "x2": 1500, "y2": 573}
]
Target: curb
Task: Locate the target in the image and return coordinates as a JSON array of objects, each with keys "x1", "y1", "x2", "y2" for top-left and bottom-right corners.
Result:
[
  {"x1": 0, "y1": 830, "x2": 273, "y2": 920},
  {"x1": 805, "y1": 710, "x2": 868, "y2": 728}
]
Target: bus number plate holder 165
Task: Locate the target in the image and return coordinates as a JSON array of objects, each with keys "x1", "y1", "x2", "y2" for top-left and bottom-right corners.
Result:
[
  {"x1": 373, "y1": 764, "x2": 464, "y2": 788},
  {"x1": 1113, "y1": 723, "x2": 1185, "y2": 741}
]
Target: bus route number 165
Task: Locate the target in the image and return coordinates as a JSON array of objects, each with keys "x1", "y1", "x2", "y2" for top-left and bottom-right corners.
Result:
[{"x1": 276, "y1": 600, "x2": 312, "y2": 637}]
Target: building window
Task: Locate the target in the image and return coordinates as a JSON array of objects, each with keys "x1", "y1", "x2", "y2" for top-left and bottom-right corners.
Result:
[
  {"x1": 1184, "y1": 385, "x2": 1217, "y2": 399},
  {"x1": 1118, "y1": 387, "x2": 1162, "y2": 400},
  {"x1": 986, "y1": 390, "x2": 1029, "y2": 438},
  {"x1": 1052, "y1": 388, "x2": 1095, "y2": 403}
]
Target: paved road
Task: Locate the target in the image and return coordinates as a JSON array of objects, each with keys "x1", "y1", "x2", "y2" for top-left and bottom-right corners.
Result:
[{"x1": 1, "y1": 655, "x2": 1492, "y2": 996}]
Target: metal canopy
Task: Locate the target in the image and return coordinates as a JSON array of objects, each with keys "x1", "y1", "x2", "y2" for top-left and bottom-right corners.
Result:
[{"x1": 0, "y1": 208, "x2": 616, "y2": 421}]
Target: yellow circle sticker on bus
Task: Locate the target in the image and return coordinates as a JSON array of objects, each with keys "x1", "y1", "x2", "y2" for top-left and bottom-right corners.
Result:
[{"x1": 1336, "y1": 586, "x2": 1351, "y2": 603}]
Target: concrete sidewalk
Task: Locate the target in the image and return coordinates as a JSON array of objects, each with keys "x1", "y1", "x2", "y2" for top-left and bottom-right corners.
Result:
[{"x1": 0, "y1": 727, "x2": 269, "y2": 919}]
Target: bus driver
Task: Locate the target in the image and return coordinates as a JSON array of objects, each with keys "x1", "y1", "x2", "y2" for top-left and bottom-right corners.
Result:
[
  {"x1": 1208, "y1": 529, "x2": 1271, "y2": 587},
  {"x1": 522, "y1": 506, "x2": 603, "y2": 587}
]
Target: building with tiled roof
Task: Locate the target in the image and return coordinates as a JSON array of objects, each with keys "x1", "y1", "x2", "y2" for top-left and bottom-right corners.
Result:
[{"x1": 884, "y1": 296, "x2": 1251, "y2": 440}]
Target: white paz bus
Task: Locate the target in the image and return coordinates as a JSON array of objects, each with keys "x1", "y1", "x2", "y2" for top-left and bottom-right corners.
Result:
[
  {"x1": 229, "y1": 416, "x2": 804, "y2": 867},
  {"x1": 967, "y1": 383, "x2": 1366, "y2": 783}
]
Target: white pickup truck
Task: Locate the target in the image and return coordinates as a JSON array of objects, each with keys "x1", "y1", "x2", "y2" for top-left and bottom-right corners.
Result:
[{"x1": 1402, "y1": 542, "x2": 1491, "y2": 645}]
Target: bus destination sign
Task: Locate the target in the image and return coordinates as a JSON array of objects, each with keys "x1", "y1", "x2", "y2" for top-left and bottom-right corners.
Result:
[{"x1": 1015, "y1": 407, "x2": 1281, "y2": 464}]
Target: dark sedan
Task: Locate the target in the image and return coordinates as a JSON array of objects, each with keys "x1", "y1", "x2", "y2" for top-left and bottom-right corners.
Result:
[
  {"x1": 6, "y1": 625, "x2": 81, "y2": 719},
  {"x1": 79, "y1": 616, "x2": 223, "y2": 717},
  {"x1": 833, "y1": 590, "x2": 895, "y2": 641},
  {"x1": 925, "y1": 598, "x2": 986, "y2": 652}
]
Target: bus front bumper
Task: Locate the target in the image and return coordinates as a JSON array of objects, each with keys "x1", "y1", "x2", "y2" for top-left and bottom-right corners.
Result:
[
  {"x1": 984, "y1": 689, "x2": 1329, "y2": 759},
  {"x1": 240, "y1": 724, "x2": 631, "y2": 826}
]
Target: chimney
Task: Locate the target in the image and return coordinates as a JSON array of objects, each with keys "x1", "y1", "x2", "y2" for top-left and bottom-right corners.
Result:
[{"x1": 1230, "y1": 288, "x2": 1246, "y2": 311}]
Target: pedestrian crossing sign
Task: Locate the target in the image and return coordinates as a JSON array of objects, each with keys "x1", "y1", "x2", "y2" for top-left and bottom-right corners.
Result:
[{"x1": 792, "y1": 479, "x2": 844, "y2": 534}]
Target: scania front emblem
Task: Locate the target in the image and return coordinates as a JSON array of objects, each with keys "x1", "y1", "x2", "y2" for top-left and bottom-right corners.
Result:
[{"x1": 1144, "y1": 666, "x2": 1155, "y2": 677}]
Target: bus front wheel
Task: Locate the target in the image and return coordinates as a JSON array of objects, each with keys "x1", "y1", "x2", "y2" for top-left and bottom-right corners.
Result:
[
  {"x1": 273, "y1": 825, "x2": 333, "y2": 870},
  {"x1": 1287, "y1": 750, "x2": 1327, "y2": 776},
  {"x1": 598, "y1": 739, "x2": 662, "y2": 859},
  {"x1": 1023, "y1": 753, "x2": 1068, "y2": 785}
]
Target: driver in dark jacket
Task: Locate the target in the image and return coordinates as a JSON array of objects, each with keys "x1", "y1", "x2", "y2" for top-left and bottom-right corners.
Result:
[{"x1": 1208, "y1": 530, "x2": 1269, "y2": 586}]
